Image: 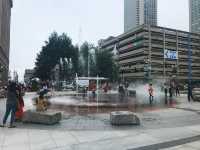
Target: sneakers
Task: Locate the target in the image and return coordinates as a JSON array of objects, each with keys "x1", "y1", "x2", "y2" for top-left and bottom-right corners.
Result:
[
  {"x1": 0, "y1": 124, "x2": 5, "y2": 127},
  {"x1": 0, "y1": 124, "x2": 16, "y2": 128},
  {"x1": 8, "y1": 125, "x2": 16, "y2": 128}
]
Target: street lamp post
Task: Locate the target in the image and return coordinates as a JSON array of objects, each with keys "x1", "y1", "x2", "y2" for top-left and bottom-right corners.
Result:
[
  {"x1": 0, "y1": 65, "x2": 5, "y2": 86},
  {"x1": 188, "y1": 33, "x2": 192, "y2": 101},
  {"x1": 88, "y1": 48, "x2": 95, "y2": 77},
  {"x1": 63, "y1": 58, "x2": 71, "y2": 79},
  {"x1": 113, "y1": 40, "x2": 120, "y2": 82},
  {"x1": 144, "y1": 59, "x2": 151, "y2": 83},
  {"x1": 88, "y1": 52, "x2": 90, "y2": 77}
]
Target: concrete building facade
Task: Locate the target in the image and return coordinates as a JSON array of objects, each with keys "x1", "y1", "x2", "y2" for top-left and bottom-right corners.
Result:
[
  {"x1": 124, "y1": 0, "x2": 157, "y2": 32},
  {"x1": 189, "y1": 0, "x2": 200, "y2": 33},
  {"x1": 0, "y1": 0, "x2": 12, "y2": 84},
  {"x1": 100, "y1": 25, "x2": 200, "y2": 82}
]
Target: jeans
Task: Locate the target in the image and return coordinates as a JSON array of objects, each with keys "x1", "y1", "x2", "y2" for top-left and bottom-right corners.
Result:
[
  {"x1": 149, "y1": 95, "x2": 154, "y2": 105},
  {"x1": 3, "y1": 104, "x2": 17, "y2": 125}
]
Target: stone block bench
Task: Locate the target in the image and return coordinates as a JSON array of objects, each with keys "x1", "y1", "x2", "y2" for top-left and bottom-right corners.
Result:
[
  {"x1": 22, "y1": 109, "x2": 62, "y2": 125},
  {"x1": 193, "y1": 88, "x2": 200, "y2": 102},
  {"x1": 110, "y1": 111, "x2": 140, "y2": 126}
]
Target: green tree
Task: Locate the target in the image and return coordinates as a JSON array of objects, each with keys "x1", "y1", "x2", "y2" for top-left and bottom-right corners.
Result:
[
  {"x1": 96, "y1": 50, "x2": 119, "y2": 81},
  {"x1": 79, "y1": 42, "x2": 119, "y2": 81},
  {"x1": 34, "y1": 32, "x2": 78, "y2": 81}
]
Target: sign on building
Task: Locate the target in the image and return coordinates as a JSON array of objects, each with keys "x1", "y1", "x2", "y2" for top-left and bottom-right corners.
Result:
[
  {"x1": 76, "y1": 79, "x2": 89, "y2": 87},
  {"x1": 164, "y1": 49, "x2": 178, "y2": 60}
]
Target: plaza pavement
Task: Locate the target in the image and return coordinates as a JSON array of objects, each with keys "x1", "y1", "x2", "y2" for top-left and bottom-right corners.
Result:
[{"x1": 1, "y1": 93, "x2": 200, "y2": 149}]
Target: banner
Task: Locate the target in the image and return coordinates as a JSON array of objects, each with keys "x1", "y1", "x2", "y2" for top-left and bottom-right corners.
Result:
[{"x1": 164, "y1": 49, "x2": 178, "y2": 60}]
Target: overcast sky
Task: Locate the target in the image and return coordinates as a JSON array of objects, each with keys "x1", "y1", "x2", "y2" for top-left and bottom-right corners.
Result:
[{"x1": 10, "y1": 0, "x2": 189, "y2": 81}]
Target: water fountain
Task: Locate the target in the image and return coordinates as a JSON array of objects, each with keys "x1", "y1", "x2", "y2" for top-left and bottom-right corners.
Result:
[{"x1": 46, "y1": 79, "x2": 170, "y2": 116}]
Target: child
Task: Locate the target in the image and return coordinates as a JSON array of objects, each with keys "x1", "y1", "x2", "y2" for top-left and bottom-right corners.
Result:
[
  {"x1": 148, "y1": 83, "x2": 154, "y2": 105},
  {"x1": 36, "y1": 94, "x2": 48, "y2": 112}
]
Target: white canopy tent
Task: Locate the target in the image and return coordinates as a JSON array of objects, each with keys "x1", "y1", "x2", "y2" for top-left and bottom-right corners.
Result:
[{"x1": 75, "y1": 74, "x2": 108, "y2": 112}]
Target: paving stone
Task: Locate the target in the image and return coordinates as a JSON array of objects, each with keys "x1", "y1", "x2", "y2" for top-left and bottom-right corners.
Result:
[
  {"x1": 3, "y1": 131, "x2": 28, "y2": 147},
  {"x1": 73, "y1": 133, "x2": 157, "y2": 150},
  {"x1": 2, "y1": 144, "x2": 29, "y2": 150},
  {"x1": 28, "y1": 130, "x2": 56, "y2": 150},
  {"x1": 50, "y1": 130, "x2": 78, "y2": 147}
]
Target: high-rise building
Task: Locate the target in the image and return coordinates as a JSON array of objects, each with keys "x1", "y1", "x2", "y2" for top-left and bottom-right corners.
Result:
[
  {"x1": 0, "y1": 0, "x2": 12, "y2": 84},
  {"x1": 124, "y1": 0, "x2": 157, "y2": 32},
  {"x1": 189, "y1": 0, "x2": 200, "y2": 33}
]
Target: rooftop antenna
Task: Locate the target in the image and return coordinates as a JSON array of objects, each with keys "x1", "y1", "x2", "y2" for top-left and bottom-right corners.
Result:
[{"x1": 78, "y1": 26, "x2": 82, "y2": 50}]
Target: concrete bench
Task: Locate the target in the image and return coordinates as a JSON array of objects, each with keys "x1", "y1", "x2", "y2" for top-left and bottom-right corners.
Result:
[
  {"x1": 22, "y1": 109, "x2": 62, "y2": 125},
  {"x1": 110, "y1": 111, "x2": 140, "y2": 126},
  {"x1": 193, "y1": 88, "x2": 200, "y2": 101}
]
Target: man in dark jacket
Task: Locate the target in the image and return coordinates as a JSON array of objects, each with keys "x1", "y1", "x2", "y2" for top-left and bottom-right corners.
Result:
[
  {"x1": 188, "y1": 84, "x2": 193, "y2": 102},
  {"x1": 118, "y1": 83, "x2": 125, "y2": 101},
  {"x1": 1, "y1": 81, "x2": 18, "y2": 128}
]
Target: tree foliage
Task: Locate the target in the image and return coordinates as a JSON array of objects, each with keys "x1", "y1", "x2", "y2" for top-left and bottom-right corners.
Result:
[
  {"x1": 34, "y1": 32, "x2": 78, "y2": 80},
  {"x1": 79, "y1": 43, "x2": 119, "y2": 81},
  {"x1": 34, "y1": 32, "x2": 119, "y2": 82},
  {"x1": 96, "y1": 50, "x2": 119, "y2": 81}
]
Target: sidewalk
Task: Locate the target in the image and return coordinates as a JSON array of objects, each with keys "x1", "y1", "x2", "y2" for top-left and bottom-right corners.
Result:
[{"x1": 1, "y1": 123, "x2": 200, "y2": 150}]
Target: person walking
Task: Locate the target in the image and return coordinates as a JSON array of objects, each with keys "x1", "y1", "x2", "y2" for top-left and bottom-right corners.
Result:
[
  {"x1": 148, "y1": 83, "x2": 154, "y2": 105},
  {"x1": 169, "y1": 84, "x2": 173, "y2": 104},
  {"x1": 176, "y1": 84, "x2": 180, "y2": 97},
  {"x1": 1, "y1": 81, "x2": 18, "y2": 128}
]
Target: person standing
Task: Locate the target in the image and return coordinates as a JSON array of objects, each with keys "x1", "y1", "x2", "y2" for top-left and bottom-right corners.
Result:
[
  {"x1": 1, "y1": 81, "x2": 18, "y2": 128},
  {"x1": 148, "y1": 83, "x2": 154, "y2": 105},
  {"x1": 82, "y1": 86, "x2": 87, "y2": 99},
  {"x1": 164, "y1": 83, "x2": 168, "y2": 104},
  {"x1": 103, "y1": 82, "x2": 108, "y2": 93},
  {"x1": 91, "y1": 82, "x2": 96, "y2": 100},
  {"x1": 124, "y1": 81, "x2": 129, "y2": 98},
  {"x1": 118, "y1": 83, "x2": 125, "y2": 102},
  {"x1": 169, "y1": 84, "x2": 173, "y2": 104},
  {"x1": 176, "y1": 84, "x2": 180, "y2": 97},
  {"x1": 15, "y1": 84, "x2": 24, "y2": 121},
  {"x1": 188, "y1": 84, "x2": 193, "y2": 102}
]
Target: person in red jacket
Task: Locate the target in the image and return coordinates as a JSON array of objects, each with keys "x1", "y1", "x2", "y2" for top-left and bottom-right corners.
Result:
[
  {"x1": 148, "y1": 83, "x2": 154, "y2": 105},
  {"x1": 15, "y1": 85, "x2": 24, "y2": 121}
]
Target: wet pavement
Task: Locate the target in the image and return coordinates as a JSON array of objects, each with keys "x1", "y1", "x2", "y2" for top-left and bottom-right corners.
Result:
[
  {"x1": 1, "y1": 92, "x2": 199, "y2": 131},
  {"x1": 47, "y1": 90, "x2": 176, "y2": 115},
  {"x1": 1, "y1": 92, "x2": 200, "y2": 149}
]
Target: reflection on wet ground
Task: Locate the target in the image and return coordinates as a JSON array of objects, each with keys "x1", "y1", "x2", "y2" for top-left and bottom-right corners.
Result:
[{"x1": 48, "y1": 93, "x2": 178, "y2": 115}]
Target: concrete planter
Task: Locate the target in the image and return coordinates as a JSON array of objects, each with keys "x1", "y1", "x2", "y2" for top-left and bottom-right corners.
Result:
[
  {"x1": 22, "y1": 109, "x2": 62, "y2": 125},
  {"x1": 192, "y1": 88, "x2": 200, "y2": 102}
]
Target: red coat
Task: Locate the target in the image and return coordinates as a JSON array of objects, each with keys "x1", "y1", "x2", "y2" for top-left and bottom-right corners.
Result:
[
  {"x1": 148, "y1": 86, "x2": 154, "y2": 96},
  {"x1": 15, "y1": 96, "x2": 24, "y2": 119}
]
